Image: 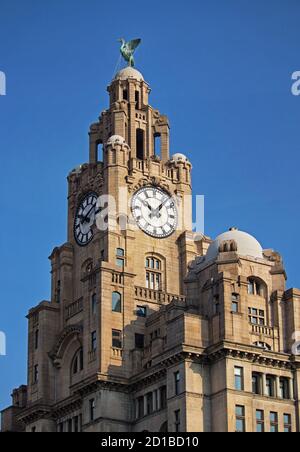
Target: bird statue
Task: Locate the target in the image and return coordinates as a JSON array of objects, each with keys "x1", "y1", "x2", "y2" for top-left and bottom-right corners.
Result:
[{"x1": 118, "y1": 38, "x2": 141, "y2": 67}]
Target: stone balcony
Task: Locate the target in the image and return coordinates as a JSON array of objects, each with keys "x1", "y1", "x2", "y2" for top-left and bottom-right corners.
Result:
[{"x1": 134, "y1": 286, "x2": 186, "y2": 306}]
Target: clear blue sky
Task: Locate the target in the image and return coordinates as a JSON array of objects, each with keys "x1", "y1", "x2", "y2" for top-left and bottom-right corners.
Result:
[{"x1": 0, "y1": 0, "x2": 300, "y2": 410}]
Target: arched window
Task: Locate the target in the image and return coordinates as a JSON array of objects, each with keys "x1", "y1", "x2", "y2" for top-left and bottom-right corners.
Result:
[
  {"x1": 72, "y1": 348, "x2": 84, "y2": 375},
  {"x1": 254, "y1": 342, "x2": 271, "y2": 351},
  {"x1": 146, "y1": 257, "x2": 162, "y2": 290},
  {"x1": 112, "y1": 292, "x2": 122, "y2": 313},
  {"x1": 248, "y1": 277, "x2": 264, "y2": 296}
]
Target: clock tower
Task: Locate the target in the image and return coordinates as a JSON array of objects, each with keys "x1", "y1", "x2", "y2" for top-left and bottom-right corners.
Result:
[{"x1": 12, "y1": 65, "x2": 203, "y2": 432}]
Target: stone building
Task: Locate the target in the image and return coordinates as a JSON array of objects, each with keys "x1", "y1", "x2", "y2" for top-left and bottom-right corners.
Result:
[{"x1": 2, "y1": 66, "x2": 300, "y2": 433}]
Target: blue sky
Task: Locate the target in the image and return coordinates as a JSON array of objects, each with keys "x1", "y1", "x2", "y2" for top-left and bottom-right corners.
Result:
[{"x1": 0, "y1": 0, "x2": 300, "y2": 410}]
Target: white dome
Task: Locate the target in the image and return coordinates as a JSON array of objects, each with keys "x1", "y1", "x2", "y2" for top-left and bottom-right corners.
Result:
[
  {"x1": 171, "y1": 153, "x2": 189, "y2": 163},
  {"x1": 206, "y1": 228, "x2": 264, "y2": 261},
  {"x1": 115, "y1": 67, "x2": 144, "y2": 82},
  {"x1": 107, "y1": 135, "x2": 126, "y2": 145}
]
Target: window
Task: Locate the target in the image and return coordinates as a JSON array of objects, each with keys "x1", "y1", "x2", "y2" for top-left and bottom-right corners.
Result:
[
  {"x1": 35, "y1": 329, "x2": 39, "y2": 350},
  {"x1": 266, "y1": 375, "x2": 276, "y2": 397},
  {"x1": 231, "y1": 294, "x2": 239, "y2": 313},
  {"x1": 279, "y1": 378, "x2": 290, "y2": 399},
  {"x1": 123, "y1": 89, "x2": 128, "y2": 101},
  {"x1": 31, "y1": 426, "x2": 36, "y2": 433},
  {"x1": 135, "y1": 333, "x2": 144, "y2": 349},
  {"x1": 137, "y1": 396, "x2": 144, "y2": 418},
  {"x1": 270, "y1": 412, "x2": 278, "y2": 433},
  {"x1": 248, "y1": 308, "x2": 265, "y2": 325},
  {"x1": 234, "y1": 367, "x2": 244, "y2": 391},
  {"x1": 284, "y1": 414, "x2": 292, "y2": 433},
  {"x1": 160, "y1": 386, "x2": 167, "y2": 409},
  {"x1": 73, "y1": 416, "x2": 79, "y2": 433},
  {"x1": 56, "y1": 280, "x2": 61, "y2": 304},
  {"x1": 91, "y1": 294, "x2": 97, "y2": 315},
  {"x1": 214, "y1": 295, "x2": 220, "y2": 315},
  {"x1": 248, "y1": 278, "x2": 263, "y2": 296},
  {"x1": 235, "y1": 406, "x2": 245, "y2": 432},
  {"x1": 89, "y1": 399, "x2": 95, "y2": 422},
  {"x1": 112, "y1": 292, "x2": 122, "y2": 313},
  {"x1": 146, "y1": 392, "x2": 153, "y2": 415},
  {"x1": 91, "y1": 331, "x2": 97, "y2": 351},
  {"x1": 72, "y1": 348, "x2": 84, "y2": 375},
  {"x1": 146, "y1": 257, "x2": 162, "y2": 290},
  {"x1": 136, "y1": 305, "x2": 147, "y2": 318},
  {"x1": 135, "y1": 90, "x2": 140, "y2": 107},
  {"x1": 174, "y1": 371, "x2": 180, "y2": 395},
  {"x1": 252, "y1": 373, "x2": 262, "y2": 395},
  {"x1": 256, "y1": 410, "x2": 264, "y2": 433},
  {"x1": 33, "y1": 364, "x2": 39, "y2": 384},
  {"x1": 112, "y1": 329, "x2": 122, "y2": 349},
  {"x1": 58, "y1": 423, "x2": 64, "y2": 433},
  {"x1": 116, "y1": 248, "x2": 125, "y2": 268},
  {"x1": 68, "y1": 419, "x2": 72, "y2": 432},
  {"x1": 254, "y1": 341, "x2": 271, "y2": 351},
  {"x1": 175, "y1": 410, "x2": 181, "y2": 433},
  {"x1": 136, "y1": 129, "x2": 144, "y2": 160}
]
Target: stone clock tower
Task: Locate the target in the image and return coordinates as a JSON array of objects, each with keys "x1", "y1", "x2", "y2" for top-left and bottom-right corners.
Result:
[{"x1": 3, "y1": 66, "x2": 300, "y2": 433}]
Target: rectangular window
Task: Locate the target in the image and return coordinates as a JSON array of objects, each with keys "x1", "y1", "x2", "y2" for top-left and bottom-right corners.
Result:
[
  {"x1": 231, "y1": 294, "x2": 239, "y2": 313},
  {"x1": 135, "y1": 333, "x2": 144, "y2": 349},
  {"x1": 136, "y1": 305, "x2": 147, "y2": 318},
  {"x1": 68, "y1": 419, "x2": 72, "y2": 433},
  {"x1": 91, "y1": 331, "x2": 97, "y2": 351},
  {"x1": 58, "y1": 423, "x2": 64, "y2": 433},
  {"x1": 91, "y1": 294, "x2": 97, "y2": 315},
  {"x1": 266, "y1": 375, "x2": 276, "y2": 397},
  {"x1": 89, "y1": 399, "x2": 95, "y2": 422},
  {"x1": 248, "y1": 308, "x2": 265, "y2": 325},
  {"x1": 112, "y1": 329, "x2": 122, "y2": 349},
  {"x1": 35, "y1": 329, "x2": 39, "y2": 350},
  {"x1": 175, "y1": 410, "x2": 181, "y2": 433},
  {"x1": 160, "y1": 386, "x2": 167, "y2": 409},
  {"x1": 33, "y1": 364, "x2": 39, "y2": 384},
  {"x1": 279, "y1": 378, "x2": 290, "y2": 399},
  {"x1": 174, "y1": 371, "x2": 180, "y2": 396},
  {"x1": 146, "y1": 392, "x2": 153, "y2": 415},
  {"x1": 73, "y1": 416, "x2": 79, "y2": 433},
  {"x1": 214, "y1": 295, "x2": 220, "y2": 315},
  {"x1": 270, "y1": 412, "x2": 278, "y2": 433},
  {"x1": 252, "y1": 373, "x2": 262, "y2": 395},
  {"x1": 256, "y1": 410, "x2": 264, "y2": 433},
  {"x1": 137, "y1": 396, "x2": 144, "y2": 418},
  {"x1": 234, "y1": 367, "x2": 244, "y2": 391},
  {"x1": 112, "y1": 292, "x2": 122, "y2": 313},
  {"x1": 235, "y1": 406, "x2": 245, "y2": 432},
  {"x1": 284, "y1": 414, "x2": 292, "y2": 433}
]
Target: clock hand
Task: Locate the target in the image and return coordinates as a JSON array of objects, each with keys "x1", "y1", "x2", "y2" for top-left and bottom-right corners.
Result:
[
  {"x1": 81, "y1": 203, "x2": 97, "y2": 224},
  {"x1": 152, "y1": 197, "x2": 171, "y2": 218}
]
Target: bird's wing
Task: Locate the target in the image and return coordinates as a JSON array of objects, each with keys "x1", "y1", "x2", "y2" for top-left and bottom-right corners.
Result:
[{"x1": 126, "y1": 39, "x2": 141, "y2": 52}]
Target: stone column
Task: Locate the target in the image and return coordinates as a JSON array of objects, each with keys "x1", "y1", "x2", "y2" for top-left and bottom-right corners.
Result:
[
  {"x1": 276, "y1": 376, "x2": 281, "y2": 399},
  {"x1": 262, "y1": 373, "x2": 268, "y2": 396},
  {"x1": 289, "y1": 378, "x2": 294, "y2": 400}
]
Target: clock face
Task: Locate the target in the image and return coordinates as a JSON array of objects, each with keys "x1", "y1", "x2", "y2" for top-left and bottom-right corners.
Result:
[
  {"x1": 131, "y1": 187, "x2": 178, "y2": 238},
  {"x1": 74, "y1": 193, "x2": 98, "y2": 246}
]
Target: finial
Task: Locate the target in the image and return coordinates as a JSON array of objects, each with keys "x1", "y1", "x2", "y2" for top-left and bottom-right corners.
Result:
[
  {"x1": 229, "y1": 227, "x2": 238, "y2": 231},
  {"x1": 118, "y1": 38, "x2": 141, "y2": 67}
]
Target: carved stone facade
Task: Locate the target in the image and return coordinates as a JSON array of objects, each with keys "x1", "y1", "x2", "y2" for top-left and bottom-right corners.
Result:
[{"x1": 2, "y1": 67, "x2": 300, "y2": 433}]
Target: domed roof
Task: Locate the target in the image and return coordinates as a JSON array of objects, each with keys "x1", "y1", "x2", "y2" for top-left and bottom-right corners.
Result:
[
  {"x1": 171, "y1": 153, "x2": 189, "y2": 163},
  {"x1": 206, "y1": 228, "x2": 264, "y2": 261},
  {"x1": 107, "y1": 135, "x2": 126, "y2": 145},
  {"x1": 115, "y1": 67, "x2": 144, "y2": 82}
]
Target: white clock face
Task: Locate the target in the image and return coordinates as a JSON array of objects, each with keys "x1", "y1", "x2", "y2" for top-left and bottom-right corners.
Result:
[
  {"x1": 74, "y1": 193, "x2": 98, "y2": 246},
  {"x1": 131, "y1": 187, "x2": 178, "y2": 238}
]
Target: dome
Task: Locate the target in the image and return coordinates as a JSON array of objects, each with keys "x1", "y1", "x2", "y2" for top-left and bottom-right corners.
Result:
[
  {"x1": 107, "y1": 135, "x2": 126, "y2": 145},
  {"x1": 115, "y1": 67, "x2": 144, "y2": 82},
  {"x1": 171, "y1": 153, "x2": 189, "y2": 163},
  {"x1": 206, "y1": 228, "x2": 264, "y2": 261}
]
